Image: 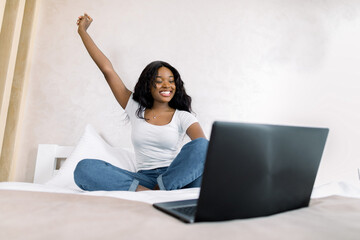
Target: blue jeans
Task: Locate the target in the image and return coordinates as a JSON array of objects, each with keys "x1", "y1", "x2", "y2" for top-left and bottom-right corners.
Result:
[{"x1": 74, "y1": 138, "x2": 209, "y2": 191}]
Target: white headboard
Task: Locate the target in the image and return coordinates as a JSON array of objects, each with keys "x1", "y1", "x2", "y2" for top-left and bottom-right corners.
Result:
[
  {"x1": 33, "y1": 144, "x2": 134, "y2": 184},
  {"x1": 33, "y1": 144, "x2": 74, "y2": 184}
]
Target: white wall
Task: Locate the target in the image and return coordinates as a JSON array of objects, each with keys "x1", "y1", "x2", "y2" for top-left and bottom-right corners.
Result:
[{"x1": 15, "y1": 0, "x2": 360, "y2": 185}]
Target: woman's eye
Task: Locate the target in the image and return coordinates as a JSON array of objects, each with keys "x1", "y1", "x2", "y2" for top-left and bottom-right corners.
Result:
[
  {"x1": 155, "y1": 80, "x2": 162, "y2": 84},
  {"x1": 169, "y1": 80, "x2": 175, "y2": 84}
]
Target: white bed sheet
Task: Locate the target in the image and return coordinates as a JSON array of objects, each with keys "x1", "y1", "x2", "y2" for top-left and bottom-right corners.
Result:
[
  {"x1": 311, "y1": 181, "x2": 360, "y2": 199},
  {"x1": 1, "y1": 181, "x2": 360, "y2": 204},
  {"x1": 0, "y1": 182, "x2": 199, "y2": 204}
]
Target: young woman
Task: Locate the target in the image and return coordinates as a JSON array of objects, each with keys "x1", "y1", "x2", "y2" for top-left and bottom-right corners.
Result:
[{"x1": 74, "y1": 13, "x2": 208, "y2": 192}]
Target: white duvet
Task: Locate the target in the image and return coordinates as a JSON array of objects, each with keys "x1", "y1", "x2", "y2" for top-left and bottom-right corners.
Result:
[
  {"x1": 1, "y1": 181, "x2": 360, "y2": 204},
  {"x1": 0, "y1": 182, "x2": 200, "y2": 204}
]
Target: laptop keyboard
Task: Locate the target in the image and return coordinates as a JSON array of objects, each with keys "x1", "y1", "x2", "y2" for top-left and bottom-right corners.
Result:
[{"x1": 174, "y1": 206, "x2": 197, "y2": 217}]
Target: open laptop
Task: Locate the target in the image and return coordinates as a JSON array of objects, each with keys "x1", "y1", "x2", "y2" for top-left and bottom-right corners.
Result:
[{"x1": 153, "y1": 121, "x2": 329, "y2": 223}]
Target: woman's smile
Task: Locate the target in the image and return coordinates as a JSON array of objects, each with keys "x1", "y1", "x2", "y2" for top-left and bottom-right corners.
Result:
[{"x1": 159, "y1": 90, "x2": 172, "y2": 97}]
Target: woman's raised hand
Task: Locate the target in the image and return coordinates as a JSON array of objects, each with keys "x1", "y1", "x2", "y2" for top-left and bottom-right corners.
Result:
[
  {"x1": 76, "y1": 12, "x2": 132, "y2": 109},
  {"x1": 77, "y1": 13, "x2": 93, "y2": 32}
]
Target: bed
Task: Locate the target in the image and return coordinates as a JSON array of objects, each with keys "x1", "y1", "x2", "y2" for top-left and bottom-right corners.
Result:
[{"x1": 1, "y1": 125, "x2": 360, "y2": 240}]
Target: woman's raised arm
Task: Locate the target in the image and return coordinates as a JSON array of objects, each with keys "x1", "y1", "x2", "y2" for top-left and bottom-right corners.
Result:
[{"x1": 77, "y1": 13, "x2": 131, "y2": 109}]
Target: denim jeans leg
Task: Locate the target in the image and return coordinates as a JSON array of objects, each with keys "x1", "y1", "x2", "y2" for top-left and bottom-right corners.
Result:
[
  {"x1": 74, "y1": 159, "x2": 155, "y2": 191},
  {"x1": 157, "y1": 138, "x2": 209, "y2": 190}
]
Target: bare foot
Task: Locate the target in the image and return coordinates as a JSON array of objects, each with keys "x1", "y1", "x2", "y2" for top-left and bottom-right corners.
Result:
[{"x1": 136, "y1": 185, "x2": 150, "y2": 192}]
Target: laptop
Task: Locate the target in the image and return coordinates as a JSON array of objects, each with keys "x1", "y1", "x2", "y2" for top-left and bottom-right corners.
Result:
[{"x1": 153, "y1": 121, "x2": 329, "y2": 223}]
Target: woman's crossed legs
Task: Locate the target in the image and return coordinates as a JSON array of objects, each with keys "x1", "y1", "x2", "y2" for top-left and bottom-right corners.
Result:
[{"x1": 74, "y1": 138, "x2": 209, "y2": 191}]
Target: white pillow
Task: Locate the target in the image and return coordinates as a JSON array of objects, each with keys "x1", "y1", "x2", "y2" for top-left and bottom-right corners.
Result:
[{"x1": 46, "y1": 124, "x2": 136, "y2": 191}]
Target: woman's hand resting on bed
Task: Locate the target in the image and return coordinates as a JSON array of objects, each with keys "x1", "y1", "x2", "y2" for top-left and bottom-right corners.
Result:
[{"x1": 77, "y1": 13, "x2": 92, "y2": 33}]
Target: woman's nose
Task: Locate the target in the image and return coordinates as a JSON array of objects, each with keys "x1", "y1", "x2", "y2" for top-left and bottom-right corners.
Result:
[{"x1": 162, "y1": 81, "x2": 170, "y2": 87}]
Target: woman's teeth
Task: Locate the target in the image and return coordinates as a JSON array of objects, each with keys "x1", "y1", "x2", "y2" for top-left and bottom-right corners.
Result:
[{"x1": 160, "y1": 91, "x2": 171, "y2": 97}]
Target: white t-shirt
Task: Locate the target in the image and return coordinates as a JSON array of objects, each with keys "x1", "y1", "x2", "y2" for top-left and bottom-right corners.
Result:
[{"x1": 125, "y1": 94, "x2": 198, "y2": 171}]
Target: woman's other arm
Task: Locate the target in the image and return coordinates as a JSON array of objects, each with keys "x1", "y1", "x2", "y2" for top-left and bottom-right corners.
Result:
[
  {"x1": 186, "y1": 122, "x2": 206, "y2": 140},
  {"x1": 77, "y1": 13, "x2": 131, "y2": 109}
]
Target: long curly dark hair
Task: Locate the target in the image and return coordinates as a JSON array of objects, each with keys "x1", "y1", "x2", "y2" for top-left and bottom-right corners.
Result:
[{"x1": 132, "y1": 61, "x2": 192, "y2": 119}]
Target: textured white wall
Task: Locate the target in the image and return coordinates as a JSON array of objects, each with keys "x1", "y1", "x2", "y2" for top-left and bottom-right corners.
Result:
[{"x1": 15, "y1": 0, "x2": 360, "y2": 185}]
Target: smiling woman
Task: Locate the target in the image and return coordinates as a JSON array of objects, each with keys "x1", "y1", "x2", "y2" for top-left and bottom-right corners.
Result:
[{"x1": 74, "y1": 13, "x2": 207, "y2": 192}]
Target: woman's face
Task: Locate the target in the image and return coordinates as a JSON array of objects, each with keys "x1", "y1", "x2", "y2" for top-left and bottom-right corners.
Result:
[{"x1": 150, "y1": 66, "x2": 176, "y2": 104}]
